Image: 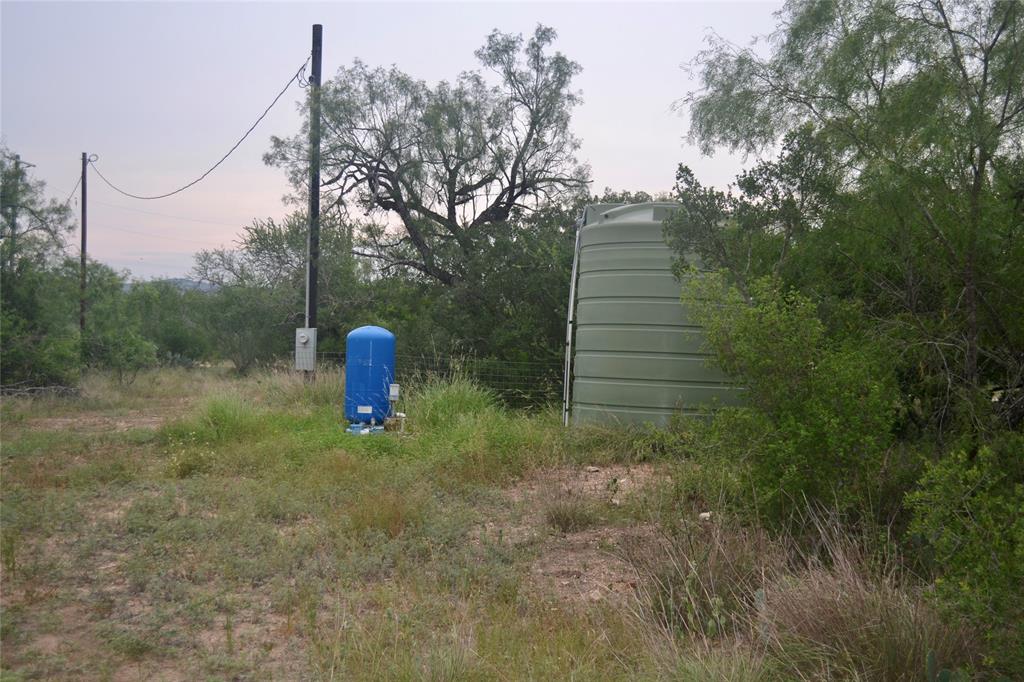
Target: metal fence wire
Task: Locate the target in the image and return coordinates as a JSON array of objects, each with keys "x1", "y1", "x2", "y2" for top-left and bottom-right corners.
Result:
[{"x1": 315, "y1": 352, "x2": 563, "y2": 408}]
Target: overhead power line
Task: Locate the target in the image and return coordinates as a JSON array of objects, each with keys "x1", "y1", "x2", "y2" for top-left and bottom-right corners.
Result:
[
  {"x1": 94, "y1": 200, "x2": 243, "y2": 229},
  {"x1": 61, "y1": 175, "x2": 82, "y2": 210},
  {"x1": 100, "y1": 224, "x2": 225, "y2": 247},
  {"x1": 89, "y1": 55, "x2": 311, "y2": 201}
]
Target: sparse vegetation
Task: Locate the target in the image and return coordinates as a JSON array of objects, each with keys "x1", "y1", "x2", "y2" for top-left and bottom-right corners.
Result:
[
  {"x1": 544, "y1": 495, "x2": 598, "y2": 533},
  {"x1": 0, "y1": 369, "x2": 1002, "y2": 679},
  {"x1": 2, "y1": 1, "x2": 1021, "y2": 679}
]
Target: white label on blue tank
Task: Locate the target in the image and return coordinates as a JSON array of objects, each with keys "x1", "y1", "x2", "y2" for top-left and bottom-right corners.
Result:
[{"x1": 357, "y1": 405, "x2": 373, "y2": 414}]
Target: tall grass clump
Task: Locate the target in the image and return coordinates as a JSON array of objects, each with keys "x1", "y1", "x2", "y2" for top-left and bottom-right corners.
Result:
[
  {"x1": 159, "y1": 394, "x2": 266, "y2": 446},
  {"x1": 627, "y1": 520, "x2": 786, "y2": 642},
  {"x1": 544, "y1": 493, "x2": 598, "y2": 533},
  {"x1": 403, "y1": 375, "x2": 499, "y2": 432},
  {"x1": 399, "y1": 376, "x2": 567, "y2": 485},
  {"x1": 759, "y1": 517, "x2": 977, "y2": 681},
  {"x1": 249, "y1": 366, "x2": 346, "y2": 409},
  {"x1": 629, "y1": 513, "x2": 979, "y2": 681}
]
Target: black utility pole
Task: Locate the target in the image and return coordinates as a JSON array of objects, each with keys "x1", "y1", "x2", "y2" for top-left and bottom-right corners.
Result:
[
  {"x1": 305, "y1": 24, "x2": 322, "y2": 331},
  {"x1": 80, "y1": 152, "x2": 88, "y2": 335}
]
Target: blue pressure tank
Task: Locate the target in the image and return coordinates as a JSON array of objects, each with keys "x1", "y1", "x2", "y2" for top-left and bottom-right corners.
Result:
[{"x1": 344, "y1": 326, "x2": 396, "y2": 424}]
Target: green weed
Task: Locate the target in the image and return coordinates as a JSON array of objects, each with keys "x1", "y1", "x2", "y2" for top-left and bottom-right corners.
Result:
[
  {"x1": 159, "y1": 394, "x2": 266, "y2": 445},
  {"x1": 404, "y1": 376, "x2": 498, "y2": 433}
]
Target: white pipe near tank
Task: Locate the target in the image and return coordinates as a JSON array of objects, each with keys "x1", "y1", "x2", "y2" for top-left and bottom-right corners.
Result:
[{"x1": 562, "y1": 213, "x2": 585, "y2": 427}]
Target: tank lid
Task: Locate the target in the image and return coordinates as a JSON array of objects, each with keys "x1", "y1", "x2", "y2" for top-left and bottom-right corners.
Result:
[
  {"x1": 581, "y1": 203, "x2": 624, "y2": 226},
  {"x1": 583, "y1": 201, "x2": 678, "y2": 226},
  {"x1": 346, "y1": 325, "x2": 395, "y2": 339}
]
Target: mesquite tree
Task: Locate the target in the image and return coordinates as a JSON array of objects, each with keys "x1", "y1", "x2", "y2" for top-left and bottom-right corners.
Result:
[
  {"x1": 679, "y1": 0, "x2": 1024, "y2": 424},
  {"x1": 267, "y1": 25, "x2": 589, "y2": 285}
]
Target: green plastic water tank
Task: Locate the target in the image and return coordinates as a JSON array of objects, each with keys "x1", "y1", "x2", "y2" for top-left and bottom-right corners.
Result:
[{"x1": 570, "y1": 202, "x2": 742, "y2": 425}]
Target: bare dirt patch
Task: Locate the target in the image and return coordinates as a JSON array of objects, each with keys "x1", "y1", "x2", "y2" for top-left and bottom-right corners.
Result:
[
  {"x1": 529, "y1": 524, "x2": 657, "y2": 607},
  {"x1": 506, "y1": 463, "x2": 659, "y2": 507},
  {"x1": 473, "y1": 463, "x2": 659, "y2": 548},
  {"x1": 195, "y1": 610, "x2": 307, "y2": 677},
  {"x1": 85, "y1": 496, "x2": 137, "y2": 525},
  {"x1": 27, "y1": 408, "x2": 181, "y2": 433},
  {"x1": 112, "y1": 661, "x2": 189, "y2": 682},
  {"x1": 23, "y1": 396, "x2": 194, "y2": 433},
  {"x1": 477, "y1": 463, "x2": 664, "y2": 606},
  {"x1": 11, "y1": 602, "x2": 111, "y2": 677}
]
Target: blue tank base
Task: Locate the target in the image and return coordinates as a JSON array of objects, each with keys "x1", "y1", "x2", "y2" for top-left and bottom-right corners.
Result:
[{"x1": 345, "y1": 423, "x2": 386, "y2": 436}]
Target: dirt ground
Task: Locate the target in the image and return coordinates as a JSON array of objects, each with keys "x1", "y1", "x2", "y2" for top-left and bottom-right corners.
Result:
[
  {"x1": 1, "y1": 382, "x2": 673, "y2": 680},
  {"x1": 480, "y1": 464, "x2": 663, "y2": 606},
  {"x1": 25, "y1": 400, "x2": 190, "y2": 433}
]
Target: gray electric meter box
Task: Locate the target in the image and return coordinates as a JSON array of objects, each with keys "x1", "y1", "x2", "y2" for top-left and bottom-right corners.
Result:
[{"x1": 295, "y1": 327, "x2": 317, "y2": 371}]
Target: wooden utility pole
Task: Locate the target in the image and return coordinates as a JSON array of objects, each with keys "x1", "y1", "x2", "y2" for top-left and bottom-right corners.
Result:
[
  {"x1": 80, "y1": 152, "x2": 88, "y2": 335},
  {"x1": 305, "y1": 24, "x2": 322, "y2": 331}
]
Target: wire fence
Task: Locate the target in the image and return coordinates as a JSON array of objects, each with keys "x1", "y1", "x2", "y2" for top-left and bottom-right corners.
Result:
[
  {"x1": 0, "y1": 383, "x2": 81, "y2": 398},
  {"x1": 315, "y1": 352, "x2": 563, "y2": 409}
]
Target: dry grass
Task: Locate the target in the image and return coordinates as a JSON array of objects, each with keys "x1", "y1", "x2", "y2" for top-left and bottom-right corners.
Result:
[
  {"x1": 756, "y1": 519, "x2": 978, "y2": 681},
  {"x1": 0, "y1": 368, "x2": 661, "y2": 679},
  {"x1": 0, "y1": 368, "x2": 987, "y2": 680},
  {"x1": 544, "y1": 493, "x2": 599, "y2": 533},
  {"x1": 627, "y1": 514, "x2": 979, "y2": 681}
]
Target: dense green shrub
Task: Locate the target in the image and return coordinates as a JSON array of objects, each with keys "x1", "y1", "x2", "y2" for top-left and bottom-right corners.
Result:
[
  {"x1": 83, "y1": 328, "x2": 158, "y2": 385},
  {"x1": 124, "y1": 281, "x2": 213, "y2": 364},
  {"x1": 683, "y1": 275, "x2": 902, "y2": 523},
  {"x1": 0, "y1": 308, "x2": 80, "y2": 386},
  {"x1": 908, "y1": 433, "x2": 1024, "y2": 675}
]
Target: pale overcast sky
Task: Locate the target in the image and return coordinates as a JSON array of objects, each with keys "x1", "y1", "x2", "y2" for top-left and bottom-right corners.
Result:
[{"x1": 1, "y1": 1, "x2": 782, "y2": 279}]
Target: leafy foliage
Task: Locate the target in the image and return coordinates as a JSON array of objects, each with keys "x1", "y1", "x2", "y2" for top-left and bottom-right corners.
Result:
[
  {"x1": 682, "y1": 274, "x2": 901, "y2": 522},
  {"x1": 908, "y1": 432, "x2": 1024, "y2": 674},
  {"x1": 682, "y1": 0, "x2": 1024, "y2": 425},
  {"x1": 672, "y1": 3, "x2": 1024, "y2": 671},
  {"x1": 1, "y1": 148, "x2": 79, "y2": 386},
  {"x1": 266, "y1": 25, "x2": 588, "y2": 285},
  {"x1": 124, "y1": 281, "x2": 212, "y2": 364}
]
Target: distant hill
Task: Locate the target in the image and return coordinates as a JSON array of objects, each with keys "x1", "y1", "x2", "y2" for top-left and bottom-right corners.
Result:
[
  {"x1": 161, "y1": 278, "x2": 218, "y2": 292},
  {"x1": 123, "y1": 278, "x2": 219, "y2": 293}
]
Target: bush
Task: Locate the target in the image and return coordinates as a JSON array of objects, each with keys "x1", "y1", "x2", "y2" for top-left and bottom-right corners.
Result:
[
  {"x1": 84, "y1": 328, "x2": 158, "y2": 384},
  {"x1": 683, "y1": 275, "x2": 902, "y2": 524},
  {"x1": 0, "y1": 308, "x2": 80, "y2": 386},
  {"x1": 908, "y1": 432, "x2": 1024, "y2": 675}
]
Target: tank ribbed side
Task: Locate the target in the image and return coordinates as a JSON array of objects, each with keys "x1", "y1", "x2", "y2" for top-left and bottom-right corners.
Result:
[{"x1": 571, "y1": 204, "x2": 743, "y2": 426}]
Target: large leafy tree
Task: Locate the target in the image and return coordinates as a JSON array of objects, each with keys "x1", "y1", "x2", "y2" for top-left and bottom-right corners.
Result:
[
  {"x1": 680, "y1": 0, "x2": 1024, "y2": 428},
  {"x1": 267, "y1": 25, "x2": 589, "y2": 285},
  {"x1": 193, "y1": 211, "x2": 356, "y2": 294},
  {"x1": 1, "y1": 147, "x2": 74, "y2": 273},
  {"x1": 192, "y1": 210, "x2": 362, "y2": 355},
  {"x1": 0, "y1": 148, "x2": 80, "y2": 385}
]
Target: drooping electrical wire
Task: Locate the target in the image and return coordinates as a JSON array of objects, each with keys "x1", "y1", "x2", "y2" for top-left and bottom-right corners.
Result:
[
  {"x1": 100, "y1": 224, "x2": 224, "y2": 247},
  {"x1": 61, "y1": 175, "x2": 82, "y2": 210},
  {"x1": 94, "y1": 200, "x2": 242, "y2": 228},
  {"x1": 89, "y1": 55, "x2": 311, "y2": 201}
]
